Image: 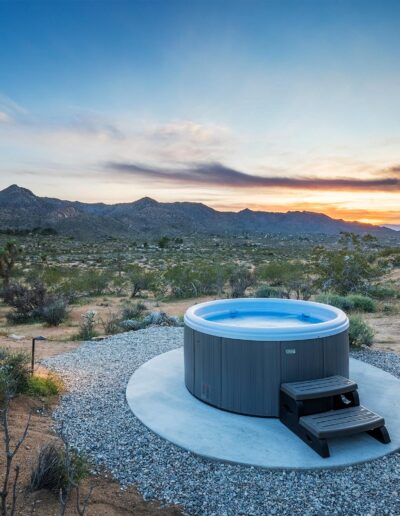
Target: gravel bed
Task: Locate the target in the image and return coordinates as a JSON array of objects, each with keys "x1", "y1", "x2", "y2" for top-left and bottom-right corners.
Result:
[{"x1": 44, "y1": 327, "x2": 400, "y2": 515}]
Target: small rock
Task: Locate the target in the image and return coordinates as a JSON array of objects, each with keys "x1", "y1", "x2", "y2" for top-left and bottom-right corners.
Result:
[{"x1": 8, "y1": 334, "x2": 25, "y2": 341}]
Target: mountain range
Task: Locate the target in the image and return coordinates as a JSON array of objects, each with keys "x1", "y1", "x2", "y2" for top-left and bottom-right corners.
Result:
[{"x1": 0, "y1": 184, "x2": 397, "y2": 240}]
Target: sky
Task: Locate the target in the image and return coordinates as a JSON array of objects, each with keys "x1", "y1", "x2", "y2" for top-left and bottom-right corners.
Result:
[{"x1": 0, "y1": 0, "x2": 399, "y2": 226}]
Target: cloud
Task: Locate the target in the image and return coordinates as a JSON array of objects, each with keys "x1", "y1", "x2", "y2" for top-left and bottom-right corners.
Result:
[
  {"x1": 105, "y1": 161, "x2": 400, "y2": 192},
  {"x1": 0, "y1": 112, "x2": 11, "y2": 123},
  {"x1": 0, "y1": 93, "x2": 27, "y2": 121}
]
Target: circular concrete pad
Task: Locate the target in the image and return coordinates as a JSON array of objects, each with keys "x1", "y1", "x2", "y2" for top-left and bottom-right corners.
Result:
[{"x1": 126, "y1": 348, "x2": 400, "y2": 469}]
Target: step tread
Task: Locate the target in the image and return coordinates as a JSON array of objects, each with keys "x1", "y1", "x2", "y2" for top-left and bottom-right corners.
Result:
[
  {"x1": 281, "y1": 375, "x2": 357, "y2": 401},
  {"x1": 299, "y1": 405, "x2": 384, "y2": 439}
]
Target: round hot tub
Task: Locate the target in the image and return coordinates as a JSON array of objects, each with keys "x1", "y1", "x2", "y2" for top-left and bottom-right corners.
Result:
[{"x1": 184, "y1": 298, "x2": 349, "y2": 417}]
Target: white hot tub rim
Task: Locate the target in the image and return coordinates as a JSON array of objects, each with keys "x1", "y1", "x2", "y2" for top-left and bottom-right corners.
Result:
[{"x1": 184, "y1": 298, "x2": 349, "y2": 341}]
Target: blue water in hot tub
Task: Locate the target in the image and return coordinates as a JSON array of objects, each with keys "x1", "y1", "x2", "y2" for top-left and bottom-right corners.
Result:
[{"x1": 205, "y1": 310, "x2": 323, "y2": 328}]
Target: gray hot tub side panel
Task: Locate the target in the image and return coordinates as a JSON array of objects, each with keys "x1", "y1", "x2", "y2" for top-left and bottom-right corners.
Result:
[
  {"x1": 184, "y1": 326, "x2": 349, "y2": 417},
  {"x1": 323, "y1": 330, "x2": 350, "y2": 378},
  {"x1": 184, "y1": 326, "x2": 195, "y2": 392},
  {"x1": 221, "y1": 338, "x2": 281, "y2": 416},
  {"x1": 193, "y1": 331, "x2": 222, "y2": 405}
]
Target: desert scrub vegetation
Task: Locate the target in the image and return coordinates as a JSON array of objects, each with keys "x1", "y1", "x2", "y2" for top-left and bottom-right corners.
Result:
[
  {"x1": 2, "y1": 281, "x2": 68, "y2": 325},
  {"x1": 348, "y1": 315, "x2": 374, "y2": 348},
  {"x1": 30, "y1": 442, "x2": 89, "y2": 494},
  {"x1": 78, "y1": 311, "x2": 97, "y2": 340},
  {"x1": 0, "y1": 241, "x2": 20, "y2": 288},
  {"x1": 26, "y1": 373, "x2": 62, "y2": 398},
  {"x1": 256, "y1": 260, "x2": 313, "y2": 300},
  {"x1": 0, "y1": 231, "x2": 398, "y2": 315},
  {"x1": 0, "y1": 348, "x2": 30, "y2": 394},
  {"x1": 311, "y1": 233, "x2": 382, "y2": 296},
  {"x1": 163, "y1": 262, "x2": 229, "y2": 299},
  {"x1": 315, "y1": 293, "x2": 376, "y2": 313},
  {"x1": 0, "y1": 348, "x2": 61, "y2": 398}
]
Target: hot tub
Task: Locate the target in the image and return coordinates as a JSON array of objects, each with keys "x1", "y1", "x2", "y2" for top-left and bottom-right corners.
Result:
[{"x1": 184, "y1": 298, "x2": 349, "y2": 417}]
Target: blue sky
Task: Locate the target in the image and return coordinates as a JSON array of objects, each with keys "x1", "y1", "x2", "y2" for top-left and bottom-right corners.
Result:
[{"x1": 0, "y1": 0, "x2": 399, "y2": 224}]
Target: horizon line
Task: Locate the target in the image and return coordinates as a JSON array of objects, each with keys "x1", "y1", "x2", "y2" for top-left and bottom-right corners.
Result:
[{"x1": 2, "y1": 183, "x2": 399, "y2": 229}]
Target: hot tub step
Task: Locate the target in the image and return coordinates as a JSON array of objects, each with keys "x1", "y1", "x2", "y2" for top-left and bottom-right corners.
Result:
[
  {"x1": 281, "y1": 375, "x2": 357, "y2": 401},
  {"x1": 300, "y1": 405, "x2": 390, "y2": 441}
]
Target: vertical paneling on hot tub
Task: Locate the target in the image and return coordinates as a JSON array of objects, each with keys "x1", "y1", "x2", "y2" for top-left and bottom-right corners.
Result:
[
  {"x1": 193, "y1": 331, "x2": 222, "y2": 405},
  {"x1": 221, "y1": 339, "x2": 280, "y2": 416},
  {"x1": 280, "y1": 339, "x2": 324, "y2": 384},
  {"x1": 323, "y1": 330, "x2": 349, "y2": 378},
  {"x1": 184, "y1": 326, "x2": 195, "y2": 392}
]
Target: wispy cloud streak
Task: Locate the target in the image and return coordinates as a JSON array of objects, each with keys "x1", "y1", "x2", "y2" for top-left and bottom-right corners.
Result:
[{"x1": 106, "y1": 161, "x2": 400, "y2": 192}]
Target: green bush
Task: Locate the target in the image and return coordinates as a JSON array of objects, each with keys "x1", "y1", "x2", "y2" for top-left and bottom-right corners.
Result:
[
  {"x1": 316, "y1": 293, "x2": 376, "y2": 312},
  {"x1": 101, "y1": 311, "x2": 122, "y2": 335},
  {"x1": 41, "y1": 298, "x2": 69, "y2": 326},
  {"x1": 315, "y1": 293, "x2": 355, "y2": 311},
  {"x1": 229, "y1": 266, "x2": 254, "y2": 298},
  {"x1": 27, "y1": 374, "x2": 61, "y2": 397},
  {"x1": 255, "y1": 286, "x2": 286, "y2": 298},
  {"x1": 78, "y1": 310, "x2": 97, "y2": 340},
  {"x1": 346, "y1": 294, "x2": 376, "y2": 313},
  {"x1": 121, "y1": 301, "x2": 147, "y2": 320},
  {"x1": 312, "y1": 233, "x2": 380, "y2": 296},
  {"x1": 0, "y1": 349, "x2": 30, "y2": 396},
  {"x1": 366, "y1": 284, "x2": 398, "y2": 300},
  {"x1": 348, "y1": 315, "x2": 374, "y2": 348},
  {"x1": 4, "y1": 281, "x2": 68, "y2": 325},
  {"x1": 164, "y1": 263, "x2": 228, "y2": 299}
]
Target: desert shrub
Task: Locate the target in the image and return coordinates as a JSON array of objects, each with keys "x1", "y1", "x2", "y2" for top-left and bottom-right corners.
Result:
[
  {"x1": 4, "y1": 281, "x2": 68, "y2": 325},
  {"x1": 255, "y1": 285, "x2": 286, "y2": 298},
  {"x1": 79, "y1": 270, "x2": 111, "y2": 296},
  {"x1": 128, "y1": 265, "x2": 156, "y2": 297},
  {"x1": 78, "y1": 310, "x2": 97, "y2": 340},
  {"x1": 30, "y1": 443, "x2": 89, "y2": 493},
  {"x1": 346, "y1": 294, "x2": 376, "y2": 313},
  {"x1": 229, "y1": 267, "x2": 254, "y2": 298},
  {"x1": 366, "y1": 284, "x2": 398, "y2": 300},
  {"x1": 4, "y1": 281, "x2": 47, "y2": 323},
  {"x1": 256, "y1": 261, "x2": 313, "y2": 299},
  {"x1": 0, "y1": 349, "x2": 30, "y2": 396},
  {"x1": 0, "y1": 240, "x2": 20, "y2": 288},
  {"x1": 348, "y1": 315, "x2": 374, "y2": 348},
  {"x1": 119, "y1": 319, "x2": 144, "y2": 331},
  {"x1": 257, "y1": 261, "x2": 305, "y2": 286},
  {"x1": 101, "y1": 311, "x2": 122, "y2": 335},
  {"x1": 315, "y1": 293, "x2": 355, "y2": 311},
  {"x1": 158, "y1": 236, "x2": 170, "y2": 248},
  {"x1": 312, "y1": 233, "x2": 380, "y2": 296},
  {"x1": 382, "y1": 304, "x2": 397, "y2": 315},
  {"x1": 41, "y1": 298, "x2": 69, "y2": 326},
  {"x1": 27, "y1": 374, "x2": 61, "y2": 397},
  {"x1": 55, "y1": 269, "x2": 112, "y2": 300},
  {"x1": 121, "y1": 301, "x2": 147, "y2": 320},
  {"x1": 163, "y1": 263, "x2": 228, "y2": 299},
  {"x1": 316, "y1": 293, "x2": 376, "y2": 313},
  {"x1": 164, "y1": 266, "x2": 201, "y2": 298}
]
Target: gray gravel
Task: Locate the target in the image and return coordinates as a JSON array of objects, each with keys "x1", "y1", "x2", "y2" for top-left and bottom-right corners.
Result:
[{"x1": 44, "y1": 327, "x2": 400, "y2": 515}]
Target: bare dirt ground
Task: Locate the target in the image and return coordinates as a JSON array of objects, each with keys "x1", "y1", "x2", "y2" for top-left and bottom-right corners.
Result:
[
  {"x1": 364, "y1": 312, "x2": 400, "y2": 353},
  {"x1": 0, "y1": 397, "x2": 181, "y2": 515}
]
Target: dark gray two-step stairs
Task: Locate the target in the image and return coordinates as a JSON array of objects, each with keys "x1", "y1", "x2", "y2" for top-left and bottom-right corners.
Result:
[{"x1": 279, "y1": 375, "x2": 391, "y2": 458}]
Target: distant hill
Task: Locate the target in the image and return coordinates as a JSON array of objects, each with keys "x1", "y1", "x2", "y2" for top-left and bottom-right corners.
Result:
[{"x1": 0, "y1": 184, "x2": 398, "y2": 240}]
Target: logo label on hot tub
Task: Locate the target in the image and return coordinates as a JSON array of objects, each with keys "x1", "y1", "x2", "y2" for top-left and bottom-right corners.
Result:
[{"x1": 285, "y1": 348, "x2": 296, "y2": 355}]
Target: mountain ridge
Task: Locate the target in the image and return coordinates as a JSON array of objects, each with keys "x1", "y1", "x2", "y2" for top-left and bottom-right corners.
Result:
[{"x1": 0, "y1": 184, "x2": 397, "y2": 240}]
